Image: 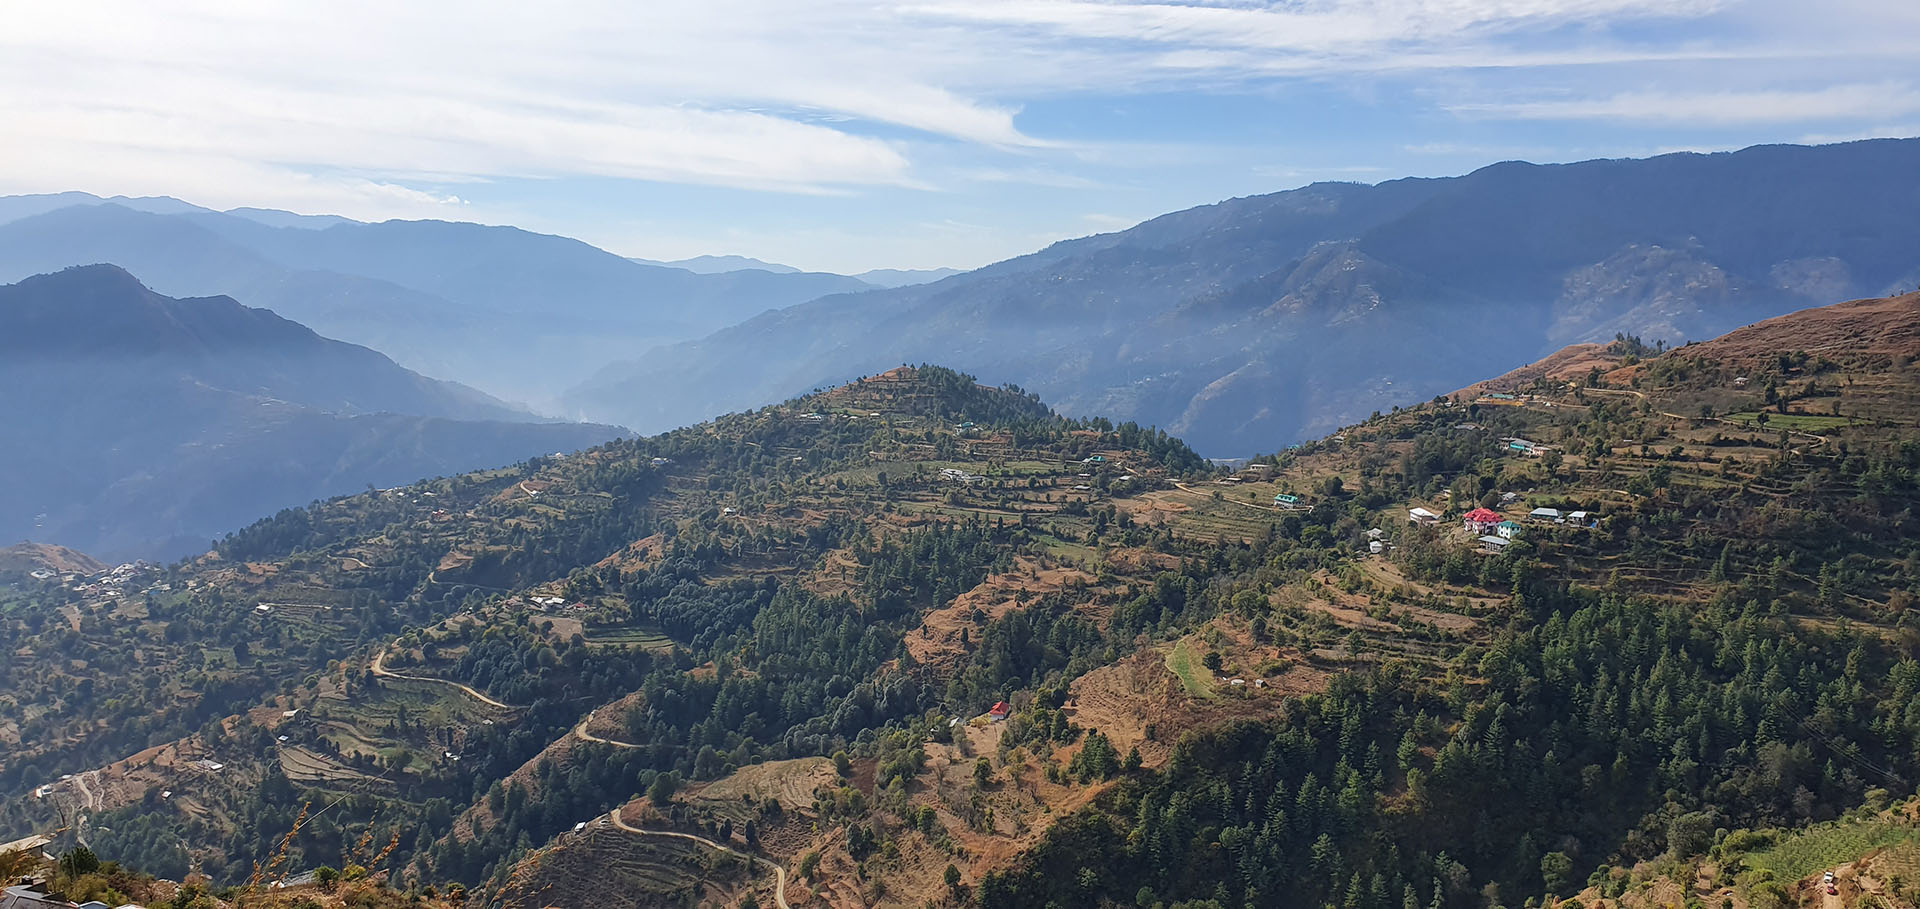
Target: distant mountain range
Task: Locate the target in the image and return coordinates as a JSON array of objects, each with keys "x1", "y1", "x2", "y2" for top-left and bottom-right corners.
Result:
[
  {"x1": 0, "y1": 265, "x2": 623, "y2": 560},
  {"x1": 0, "y1": 199, "x2": 873, "y2": 406},
  {"x1": 628, "y1": 254, "x2": 803, "y2": 274},
  {"x1": 626, "y1": 253, "x2": 962, "y2": 287},
  {"x1": 565, "y1": 139, "x2": 1920, "y2": 455}
]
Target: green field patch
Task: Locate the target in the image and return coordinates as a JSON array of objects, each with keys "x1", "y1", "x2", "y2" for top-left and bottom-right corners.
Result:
[
  {"x1": 1724, "y1": 412, "x2": 1859, "y2": 431},
  {"x1": 1037, "y1": 534, "x2": 1097, "y2": 568},
  {"x1": 1167, "y1": 637, "x2": 1216, "y2": 700},
  {"x1": 586, "y1": 626, "x2": 675, "y2": 650},
  {"x1": 1733, "y1": 815, "x2": 1920, "y2": 884}
]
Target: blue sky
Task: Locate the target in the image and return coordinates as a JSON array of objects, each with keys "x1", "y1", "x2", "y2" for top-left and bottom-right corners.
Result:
[{"x1": 3, "y1": 0, "x2": 1916, "y2": 273}]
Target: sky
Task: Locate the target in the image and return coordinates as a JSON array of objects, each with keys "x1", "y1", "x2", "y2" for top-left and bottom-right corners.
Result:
[{"x1": 2, "y1": 0, "x2": 1917, "y2": 274}]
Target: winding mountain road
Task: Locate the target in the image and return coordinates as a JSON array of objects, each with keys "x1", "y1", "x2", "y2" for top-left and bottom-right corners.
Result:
[
  {"x1": 370, "y1": 648, "x2": 518, "y2": 711},
  {"x1": 606, "y1": 807, "x2": 790, "y2": 909},
  {"x1": 571, "y1": 707, "x2": 644, "y2": 748}
]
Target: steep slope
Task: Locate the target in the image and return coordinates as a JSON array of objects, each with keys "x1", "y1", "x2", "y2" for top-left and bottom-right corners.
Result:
[
  {"x1": 568, "y1": 138, "x2": 1920, "y2": 454},
  {"x1": 0, "y1": 266, "x2": 623, "y2": 558}
]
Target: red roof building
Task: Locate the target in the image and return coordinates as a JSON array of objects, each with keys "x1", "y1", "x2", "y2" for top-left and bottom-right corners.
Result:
[
  {"x1": 1463, "y1": 508, "x2": 1503, "y2": 531},
  {"x1": 988, "y1": 701, "x2": 1011, "y2": 720}
]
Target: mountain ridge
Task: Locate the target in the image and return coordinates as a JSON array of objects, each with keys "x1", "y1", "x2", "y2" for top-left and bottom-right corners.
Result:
[
  {"x1": 565, "y1": 138, "x2": 1920, "y2": 455},
  {"x1": 0, "y1": 203, "x2": 877, "y2": 404},
  {"x1": 0, "y1": 265, "x2": 624, "y2": 559}
]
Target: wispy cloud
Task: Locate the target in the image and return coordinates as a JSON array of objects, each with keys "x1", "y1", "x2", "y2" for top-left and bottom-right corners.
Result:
[
  {"x1": 1451, "y1": 82, "x2": 1920, "y2": 124},
  {"x1": 0, "y1": 0, "x2": 1914, "y2": 264}
]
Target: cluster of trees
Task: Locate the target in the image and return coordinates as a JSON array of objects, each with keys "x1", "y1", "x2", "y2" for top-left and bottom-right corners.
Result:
[{"x1": 985, "y1": 578, "x2": 1920, "y2": 907}]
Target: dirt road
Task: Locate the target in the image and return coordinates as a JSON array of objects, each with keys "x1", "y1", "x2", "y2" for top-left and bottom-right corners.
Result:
[
  {"x1": 370, "y1": 648, "x2": 517, "y2": 711},
  {"x1": 571, "y1": 707, "x2": 643, "y2": 748},
  {"x1": 1172, "y1": 481, "x2": 1279, "y2": 513},
  {"x1": 606, "y1": 807, "x2": 790, "y2": 909}
]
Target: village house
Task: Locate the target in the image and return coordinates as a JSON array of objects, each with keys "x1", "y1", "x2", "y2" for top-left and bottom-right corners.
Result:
[
  {"x1": 1463, "y1": 508, "x2": 1503, "y2": 534},
  {"x1": 1496, "y1": 520, "x2": 1524, "y2": 539},
  {"x1": 1478, "y1": 534, "x2": 1512, "y2": 553},
  {"x1": 987, "y1": 701, "x2": 1011, "y2": 721},
  {"x1": 1529, "y1": 507, "x2": 1562, "y2": 523},
  {"x1": 1274, "y1": 493, "x2": 1303, "y2": 509},
  {"x1": 1567, "y1": 510, "x2": 1592, "y2": 525},
  {"x1": 1505, "y1": 437, "x2": 1543, "y2": 455},
  {"x1": 1407, "y1": 507, "x2": 1440, "y2": 525}
]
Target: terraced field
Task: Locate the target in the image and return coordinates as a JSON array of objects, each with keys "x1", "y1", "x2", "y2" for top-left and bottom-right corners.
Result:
[
  {"x1": 497, "y1": 822, "x2": 756, "y2": 909},
  {"x1": 277, "y1": 746, "x2": 391, "y2": 792},
  {"x1": 584, "y1": 626, "x2": 674, "y2": 650},
  {"x1": 1735, "y1": 815, "x2": 1920, "y2": 885}
]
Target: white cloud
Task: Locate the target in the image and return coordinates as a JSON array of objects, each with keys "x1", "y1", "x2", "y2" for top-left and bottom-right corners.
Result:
[
  {"x1": 910, "y1": 0, "x2": 1727, "y2": 56},
  {"x1": 0, "y1": 0, "x2": 1913, "y2": 230},
  {"x1": 1451, "y1": 82, "x2": 1920, "y2": 124}
]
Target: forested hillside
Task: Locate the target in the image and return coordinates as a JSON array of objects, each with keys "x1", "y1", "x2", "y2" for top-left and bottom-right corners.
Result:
[{"x1": 3, "y1": 291, "x2": 1919, "y2": 909}]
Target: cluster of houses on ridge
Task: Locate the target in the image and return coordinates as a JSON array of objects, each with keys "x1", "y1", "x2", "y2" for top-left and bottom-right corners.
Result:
[
  {"x1": 32, "y1": 561, "x2": 156, "y2": 598},
  {"x1": 1407, "y1": 502, "x2": 1597, "y2": 552},
  {"x1": 518, "y1": 594, "x2": 592, "y2": 613}
]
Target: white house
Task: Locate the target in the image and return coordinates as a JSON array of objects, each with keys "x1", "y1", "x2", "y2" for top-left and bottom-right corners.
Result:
[
  {"x1": 1528, "y1": 507, "x2": 1562, "y2": 522},
  {"x1": 1408, "y1": 507, "x2": 1440, "y2": 524}
]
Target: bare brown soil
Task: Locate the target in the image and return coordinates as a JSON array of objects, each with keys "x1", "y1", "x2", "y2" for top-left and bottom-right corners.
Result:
[
  {"x1": 0, "y1": 542, "x2": 106, "y2": 574},
  {"x1": 903, "y1": 558, "x2": 1098, "y2": 668},
  {"x1": 1688, "y1": 291, "x2": 1920, "y2": 363}
]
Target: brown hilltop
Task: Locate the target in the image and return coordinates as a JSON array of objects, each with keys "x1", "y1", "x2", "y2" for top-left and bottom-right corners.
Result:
[
  {"x1": 1683, "y1": 291, "x2": 1920, "y2": 363},
  {"x1": 1456, "y1": 290, "x2": 1920, "y2": 399},
  {"x1": 1453, "y1": 342, "x2": 1617, "y2": 398},
  {"x1": 0, "y1": 541, "x2": 107, "y2": 574}
]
